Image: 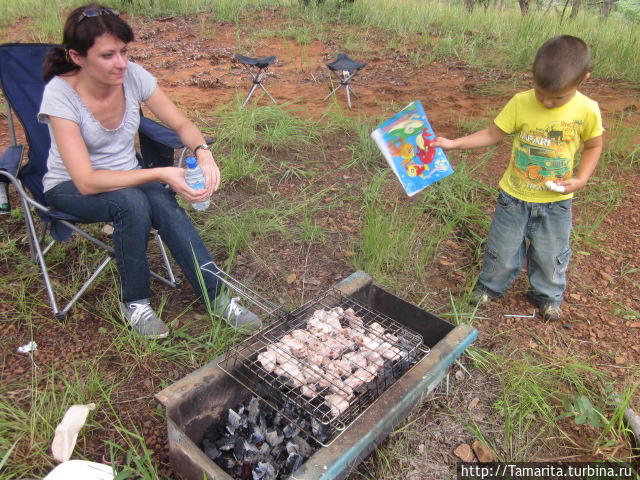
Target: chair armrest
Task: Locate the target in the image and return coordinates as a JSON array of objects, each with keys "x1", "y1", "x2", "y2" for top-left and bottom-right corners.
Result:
[{"x1": 138, "y1": 116, "x2": 184, "y2": 149}]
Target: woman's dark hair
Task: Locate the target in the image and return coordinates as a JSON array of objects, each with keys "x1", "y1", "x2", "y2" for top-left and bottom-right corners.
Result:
[{"x1": 43, "y1": 4, "x2": 134, "y2": 82}]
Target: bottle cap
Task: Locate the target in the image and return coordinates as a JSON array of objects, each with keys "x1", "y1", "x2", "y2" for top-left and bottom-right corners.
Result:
[{"x1": 185, "y1": 156, "x2": 198, "y2": 168}]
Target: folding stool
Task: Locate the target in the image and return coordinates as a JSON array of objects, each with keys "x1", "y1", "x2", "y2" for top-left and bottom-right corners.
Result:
[
  {"x1": 323, "y1": 53, "x2": 366, "y2": 109},
  {"x1": 234, "y1": 54, "x2": 277, "y2": 108}
]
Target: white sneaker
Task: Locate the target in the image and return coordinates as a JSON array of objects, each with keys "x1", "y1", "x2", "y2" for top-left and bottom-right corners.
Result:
[
  {"x1": 120, "y1": 300, "x2": 169, "y2": 339},
  {"x1": 212, "y1": 292, "x2": 262, "y2": 331}
]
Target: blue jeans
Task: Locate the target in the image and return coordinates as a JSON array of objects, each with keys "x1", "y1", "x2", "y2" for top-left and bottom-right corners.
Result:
[
  {"x1": 478, "y1": 190, "x2": 572, "y2": 307},
  {"x1": 45, "y1": 181, "x2": 222, "y2": 304}
]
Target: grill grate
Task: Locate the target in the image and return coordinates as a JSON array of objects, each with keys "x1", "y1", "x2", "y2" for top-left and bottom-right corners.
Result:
[{"x1": 217, "y1": 289, "x2": 430, "y2": 446}]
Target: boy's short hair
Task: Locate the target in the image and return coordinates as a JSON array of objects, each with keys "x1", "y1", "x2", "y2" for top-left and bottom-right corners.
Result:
[{"x1": 533, "y1": 35, "x2": 591, "y2": 92}]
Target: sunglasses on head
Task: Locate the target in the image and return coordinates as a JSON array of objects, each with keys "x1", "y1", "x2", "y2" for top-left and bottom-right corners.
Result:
[{"x1": 77, "y1": 7, "x2": 119, "y2": 23}]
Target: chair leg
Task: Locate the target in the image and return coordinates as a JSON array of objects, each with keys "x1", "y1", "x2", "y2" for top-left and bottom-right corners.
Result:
[
  {"x1": 21, "y1": 196, "x2": 62, "y2": 317},
  {"x1": 59, "y1": 256, "x2": 112, "y2": 319},
  {"x1": 176, "y1": 147, "x2": 188, "y2": 169},
  {"x1": 154, "y1": 232, "x2": 177, "y2": 287}
]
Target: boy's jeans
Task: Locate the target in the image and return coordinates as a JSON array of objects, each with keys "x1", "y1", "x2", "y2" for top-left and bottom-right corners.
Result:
[
  {"x1": 45, "y1": 180, "x2": 221, "y2": 304},
  {"x1": 478, "y1": 190, "x2": 572, "y2": 308}
]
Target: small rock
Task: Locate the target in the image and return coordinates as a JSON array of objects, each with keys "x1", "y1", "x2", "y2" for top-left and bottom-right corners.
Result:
[
  {"x1": 453, "y1": 443, "x2": 475, "y2": 462},
  {"x1": 472, "y1": 440, "x2": 496, "y2": 463}
]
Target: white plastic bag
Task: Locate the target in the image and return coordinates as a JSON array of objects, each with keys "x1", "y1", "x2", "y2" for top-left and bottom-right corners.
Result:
[
  {"x1": 43, "y1": 459, "x2": 114, "y2": 480},
  {"x1": 51, "y1": 403, "x2": 96, "y2": 463}
]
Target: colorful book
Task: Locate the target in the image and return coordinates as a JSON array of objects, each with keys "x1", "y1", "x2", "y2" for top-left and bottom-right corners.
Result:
[{"x1": 371, "y1": 100, "x2": 454, "y2": 196}]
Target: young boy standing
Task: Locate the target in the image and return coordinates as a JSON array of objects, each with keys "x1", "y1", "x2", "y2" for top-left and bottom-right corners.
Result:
[{"x1": 431, "y1": 35, "x2": 603, "y2": 320}]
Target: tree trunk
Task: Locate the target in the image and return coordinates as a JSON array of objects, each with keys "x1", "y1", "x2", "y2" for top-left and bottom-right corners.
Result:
[
  {"x1": 465, "y1": 0, "x2": 474, "y2": 13},
  {"x1": 569, "y1": 0, "x2": 580, "y2": 18},
  {"x1": 518, "y1": 0, "x2": 530, "y2": 15},
  {"x1": 600, "y1": 0, "x2": 615, "y2": 17}
]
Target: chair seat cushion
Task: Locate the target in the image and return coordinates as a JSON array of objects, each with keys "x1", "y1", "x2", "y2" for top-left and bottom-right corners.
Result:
[
  {"x1": 327, "y1": 53, "x2": 366, "y2": 72},
  {"x1": 234, "y1": 54, "x2": 277, "y2": 69}
]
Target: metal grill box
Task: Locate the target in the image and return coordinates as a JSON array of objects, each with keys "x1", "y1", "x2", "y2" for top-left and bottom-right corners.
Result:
[{"x1": 156, "y1": 271, "x2": 477, "y2": 480}]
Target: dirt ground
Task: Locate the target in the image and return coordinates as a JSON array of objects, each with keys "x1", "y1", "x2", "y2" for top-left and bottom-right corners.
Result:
[{"x1": 1, "y1": 9, "x2": 639, "y2": 479}]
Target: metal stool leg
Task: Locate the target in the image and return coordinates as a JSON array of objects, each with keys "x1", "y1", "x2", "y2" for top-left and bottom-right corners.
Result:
[
  {"x1": 240, "y1": 65, "x2": 276, "y2": 108},
  {"x1": 242, "y1": 83, "x2": 260, "y2": 108},
  {"x1": 258, "y1": 83, "x2": 277, "y2": 104},
  {"x1": 323, "y1": 83, "x2": 345, "y2": 101}
]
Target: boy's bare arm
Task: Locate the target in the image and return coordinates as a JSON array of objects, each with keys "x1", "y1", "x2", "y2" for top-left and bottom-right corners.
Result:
[
  {"x1": 430, "y1": 123, "x2": 507, "y2": 150},
  {"x1": 555, "y1": 135, "x2": 603, "y2": 194}
]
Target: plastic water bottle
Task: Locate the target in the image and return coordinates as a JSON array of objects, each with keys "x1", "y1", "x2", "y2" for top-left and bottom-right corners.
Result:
[{"x1": 184, "y1": 156, "x2": 210, "y2": 211}]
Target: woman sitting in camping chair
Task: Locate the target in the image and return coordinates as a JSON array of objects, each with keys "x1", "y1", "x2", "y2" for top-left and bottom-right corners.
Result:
[{"x1": 39, "y1": 4, "x2": 260, "y2": 338}]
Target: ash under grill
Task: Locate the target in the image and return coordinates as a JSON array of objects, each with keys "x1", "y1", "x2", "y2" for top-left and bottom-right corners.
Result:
[{"x1": 218, "y1": 289, "x2": 430, "y2": 446}]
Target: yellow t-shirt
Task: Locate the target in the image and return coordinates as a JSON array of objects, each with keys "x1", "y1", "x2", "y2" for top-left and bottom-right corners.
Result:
[{"x1": 494, "y1": 89, "x2": 603, "y2": 203}]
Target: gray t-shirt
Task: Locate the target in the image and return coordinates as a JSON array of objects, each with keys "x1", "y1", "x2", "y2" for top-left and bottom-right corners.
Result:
[{"x1": 38, "y1": 62, "x2": 157, "y2": 192}]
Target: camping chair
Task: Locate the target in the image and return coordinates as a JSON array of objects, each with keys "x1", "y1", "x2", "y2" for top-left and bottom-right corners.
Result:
[
  {"x1": 0, "y1": 43, "x2": 198, "y2": 319},
  {"x1": 323, "y1": 53, "x2": 366, "y2": 109},
  {"x1": 234, "y1": 54, "x2": 277, "y2": 108}
]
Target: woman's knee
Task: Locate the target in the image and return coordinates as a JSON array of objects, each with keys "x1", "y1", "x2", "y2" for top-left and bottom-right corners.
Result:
[{"x1": 108, "y1": 188, "x2": 152, "y2": 225}]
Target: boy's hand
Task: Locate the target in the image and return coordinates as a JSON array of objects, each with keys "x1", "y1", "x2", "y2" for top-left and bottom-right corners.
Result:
[
  {"x1": 430, "y1": 136, "x2": 457, "y2": 150},
  {"x1": 555, "y1": 177, "x2": 588, "y2": 194}
]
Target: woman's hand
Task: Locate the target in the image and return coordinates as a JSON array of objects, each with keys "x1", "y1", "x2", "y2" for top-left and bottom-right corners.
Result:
[
  {"x1": 196, "y1": 149, "x2": 220, "y2": 196},
  {"x1": 161, "y1": 167, "x2": 211, "y2": 203}
]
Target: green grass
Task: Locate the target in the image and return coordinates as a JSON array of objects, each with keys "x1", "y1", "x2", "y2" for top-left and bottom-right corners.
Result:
[
  {"x1": 209, "y1": 101, "x2": 320, "y2": 154},
  {"x1": 466, "y1": 346, "x2": 638, "y2": 460}
]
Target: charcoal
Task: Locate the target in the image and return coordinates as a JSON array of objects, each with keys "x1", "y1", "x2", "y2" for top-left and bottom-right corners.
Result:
[
  {"x1": 283, "y1": 423, "x2": 299, "y2": 438},
  {"x1": 272, "y1": 412, "x2": 283, "y2": 426},
  {"x1": 215, "y1": 455, "x2": 237, "y2": 470},
  {"x1": 265, "y1": 429, "x2": 283, "y2": 447},
  {"x1": 311, "y1": 418, "x2": 331, "y2": 444},
  {"x1": 227, "y1": 408, "x2": 242, "y2": 434},
  {"x1": 242, "y1": 460, "x2": 253, "y2": 479},
  {"x1": 247, "y1": 396, "x2": 260, "y2": 425},
  {"x1": 285, "y1": 452, "x2": 304, "y2": 474},
  {"x1": 233, "y1": 438, "x2": 247, "y2": 461},
  {"x1": 244, "y1": 442, "x2": 262, "y2": 463},
  {"x1": 204, "y1": 446, "x2": 221, "y2": 461},
  {"x1": 233, "y1": 438, "x2": 260, "y2": 462},
  {"x1": 252, "y1": 461, "x2": 276, "y2": 480},
  {"x1": 285, "y1": 441, "x2": 298, "y2": 455},
  {"x1": 202, "y1": 439, "x2": 221, "y2": 461},
  {"x1": 292, "y1": 435, "x2": 314, "y2": 458},
  {"x1": 258, "y1": 415, "x2": 268, "y2": 437},
  {"x1": 249, "y1": 425, "x2": 265, "y2": 445},
  {"x1": 215, "y1": 436, "x2": 236, "y2": 452},
  {"x1": 258, "y1": 442, "x2": 271, "y2": 461},
  {"x1": 270, "y1": 444, "x2": 284, "y2": 460}
]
